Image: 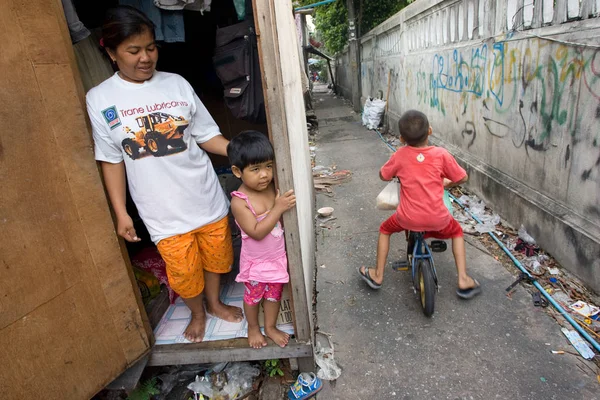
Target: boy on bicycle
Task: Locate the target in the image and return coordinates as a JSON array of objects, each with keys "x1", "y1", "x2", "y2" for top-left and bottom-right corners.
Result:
[{"x1": 358, "y1": 110, "x2": 481, "y2": 299}]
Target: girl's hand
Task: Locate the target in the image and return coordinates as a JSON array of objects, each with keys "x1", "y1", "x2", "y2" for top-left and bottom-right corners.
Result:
[
  {"x1": 443, "y1": 178, "x2": 452, "y2": 189},
  {"x1": 117, "y1": 214, "x2": 141, "y2": 242},
  {"x1": 275, "y1": 189, "x2": 296, "y2": 213}
]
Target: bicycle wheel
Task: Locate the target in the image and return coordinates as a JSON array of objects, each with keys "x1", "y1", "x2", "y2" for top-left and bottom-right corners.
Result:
[{"x1": 417, "y1": 259, "x2": 436, "y2": 317}]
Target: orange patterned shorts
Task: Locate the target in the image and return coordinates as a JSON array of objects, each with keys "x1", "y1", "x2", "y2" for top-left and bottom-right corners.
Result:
[{"x1": 156, "y1": 216, "x2": 233, "y2": 298}]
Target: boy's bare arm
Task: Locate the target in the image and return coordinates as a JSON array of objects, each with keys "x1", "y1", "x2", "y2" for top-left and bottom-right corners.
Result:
[
  {"x1": 444, "y1": 175, "x2": 468, "y2": 189},
  {"x1": 379, "y1": 171, "x2": 392, "y2": 181}
]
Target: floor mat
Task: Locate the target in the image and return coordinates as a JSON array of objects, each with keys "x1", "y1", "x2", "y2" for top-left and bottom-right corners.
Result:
[{"x1": 154, "y1": 280, "x2": 294, "y2": 344}]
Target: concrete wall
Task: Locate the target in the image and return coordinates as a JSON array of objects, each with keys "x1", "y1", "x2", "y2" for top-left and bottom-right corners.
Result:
[{"x1": 337, "y1": 0, "x2": 600, "y2": 291}]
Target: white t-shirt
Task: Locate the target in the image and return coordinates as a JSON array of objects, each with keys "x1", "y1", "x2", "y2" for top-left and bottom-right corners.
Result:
[{"x1": 86, "y1": 71, "x2": 229, "y2": 244}]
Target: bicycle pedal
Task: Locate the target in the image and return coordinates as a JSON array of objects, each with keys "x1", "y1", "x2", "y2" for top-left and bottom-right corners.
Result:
[
  {"x1": 392, "y1": 261, "x2": 409, "y2": 271},
  {"x1": 430, "y1": 240, "x2": 447, "y2": 252}
]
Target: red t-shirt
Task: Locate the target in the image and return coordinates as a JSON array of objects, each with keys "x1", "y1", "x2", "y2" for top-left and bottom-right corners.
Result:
[{"x1": 380, "y1": 146, "x2": 466, "y2": 232}]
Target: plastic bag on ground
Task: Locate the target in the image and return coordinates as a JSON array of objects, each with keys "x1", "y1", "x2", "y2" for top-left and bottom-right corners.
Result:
[
  {"x1": 376, "y1": 180, "x2": 400, "y2": 210},
  {"x1": 362, "y1": 97, "x2": 386, "y2": 130},
  {"x1": 315, "y1": 332, "x2": 342, "y2": 381},
  {"x1": 186, "y1": 362, "x2": 259, "y2": 399},
  {"x1": 518, "y1": 225, "x2": 536, "y2": 244}
]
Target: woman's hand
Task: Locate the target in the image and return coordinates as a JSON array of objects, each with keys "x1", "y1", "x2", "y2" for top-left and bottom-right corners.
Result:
[
  {"x1": 274, "y1": 189, "x2": 296, "y2": 213},
  {"x1": 117, "y1": 213, "x2": 141, "y2": 242}
]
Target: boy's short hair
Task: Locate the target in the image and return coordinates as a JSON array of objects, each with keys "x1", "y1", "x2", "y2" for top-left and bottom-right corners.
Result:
[
  {"x1": 227, "y1": 130, "x2": 275, "y2": 171},
  {"x1": 398, "y1": 110, "x2": 429, "y2": 146}
]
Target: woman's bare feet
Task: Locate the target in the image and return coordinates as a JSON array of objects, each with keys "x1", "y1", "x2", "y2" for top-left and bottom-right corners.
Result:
[
  {"x1": 265, "y1": 326, "x2": 290, "y2": 348},
  {"x1": 248, "y1": 325, "x2": 267, "y2": 348},
  {"x1": 183, "y1": 314, "x2": 206, "y2": 342},
  {"x1": 207, "y1": 301, "x2": 244, "y2": 322}
]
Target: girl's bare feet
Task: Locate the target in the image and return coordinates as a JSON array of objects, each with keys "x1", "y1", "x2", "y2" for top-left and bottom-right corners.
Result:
[
  {"x1": 184, "y1": 314, "x2": 206, "y2": 342},
  {"x1": 208, "y1": 302, "x2": 244, "y2": 322},
  {"x1": 248, "y1": 325, "x2": 267, "y2": 348},
  {"x1": 265, "y1": 326, "x2": 290, "y2": 348}
]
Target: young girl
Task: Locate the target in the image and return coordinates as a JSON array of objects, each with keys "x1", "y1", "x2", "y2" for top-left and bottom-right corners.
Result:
[{"x1": 227, "y1": 131, "x2": 296, "y2": 348}]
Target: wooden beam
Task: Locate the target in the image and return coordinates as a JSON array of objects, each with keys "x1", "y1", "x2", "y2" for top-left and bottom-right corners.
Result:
[
  {"x1": 253, "y1": 0, "x2": 314, "y2": 345},
  {"x1": 148, "y1": 340, "x2": 313, "y2": 366}
]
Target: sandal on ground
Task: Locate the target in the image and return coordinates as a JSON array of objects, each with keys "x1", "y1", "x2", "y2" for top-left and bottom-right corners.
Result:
[
  {"x1": 456, "y1": 279, "x2": 482, "y2": 299},
  {"x1": 358, "y1": 266, "x2": 382, "y2": 290},
  {"x1": 288, "y1": 372, "x2": 323, "y2": 400}
]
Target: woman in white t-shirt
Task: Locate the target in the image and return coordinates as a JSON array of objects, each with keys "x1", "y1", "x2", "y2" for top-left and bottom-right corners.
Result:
[{"x1": 86, "y1": 6, "x2": 242, "y2": 342}]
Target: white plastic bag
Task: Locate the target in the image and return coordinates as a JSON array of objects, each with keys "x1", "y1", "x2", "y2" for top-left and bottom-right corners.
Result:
[
  {"x1": 362, "y1": 97, "x2": 386, "y2": 130},
  {"x1": 376, "y1": 180, "x2": 400, "y2": 210}
]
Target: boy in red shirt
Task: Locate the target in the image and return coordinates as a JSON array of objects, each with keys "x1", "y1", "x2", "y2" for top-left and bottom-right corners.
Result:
[{"x1": 358, "y1": 110, "x2": 481, "y2": 299}]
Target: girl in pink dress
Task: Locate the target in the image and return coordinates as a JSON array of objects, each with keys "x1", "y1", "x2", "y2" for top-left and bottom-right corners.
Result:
[{"x1": 227, "y1": 131, "x2": 295, "y2": 348}]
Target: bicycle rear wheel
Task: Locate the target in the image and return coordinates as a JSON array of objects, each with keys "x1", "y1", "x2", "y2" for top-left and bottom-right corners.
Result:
[{"x1": 417, "y1": 259, "x2": 436, "y2": 317}]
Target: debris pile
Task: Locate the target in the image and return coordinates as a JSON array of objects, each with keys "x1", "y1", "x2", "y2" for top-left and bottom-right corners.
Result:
[
  {"x1": 313, "y1": 166, "x2": 352, "y2": 196},
  {"x1": 449, "y1": 188, "x2": 600, "y2": 351}
]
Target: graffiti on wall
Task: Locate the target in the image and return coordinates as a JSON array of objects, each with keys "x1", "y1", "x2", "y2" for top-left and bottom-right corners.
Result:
[{"x1": 414, "y1": 39, "x2": 600, "y2": 156}]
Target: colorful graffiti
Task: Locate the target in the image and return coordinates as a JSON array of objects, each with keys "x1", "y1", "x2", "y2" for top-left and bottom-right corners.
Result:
[{"x1": 414, "y1": 39, "x2": 600, "y2": 156}]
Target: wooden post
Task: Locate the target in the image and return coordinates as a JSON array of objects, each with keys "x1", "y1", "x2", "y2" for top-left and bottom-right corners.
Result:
[
  {"x1": 253, "y1": 0, "x2": 315, "y2": 371},
  {"x1": 347, "y1": 0, "x2": 362, "y2": 112}
]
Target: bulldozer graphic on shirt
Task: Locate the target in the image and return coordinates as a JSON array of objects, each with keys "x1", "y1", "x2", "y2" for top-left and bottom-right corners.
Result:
[{"x1": 121, "y1": 112, "x2": 189, "y2": 160}]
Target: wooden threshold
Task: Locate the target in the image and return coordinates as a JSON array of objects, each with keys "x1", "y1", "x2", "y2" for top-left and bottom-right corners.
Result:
[{"x1": 148, "y1": 339, "x2": 312, "y2": 366}]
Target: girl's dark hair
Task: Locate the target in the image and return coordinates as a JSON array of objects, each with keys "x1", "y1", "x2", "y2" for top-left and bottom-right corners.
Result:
[
  {"x1": 102, "y1": 6, "x2": 155, "y2": 50},
  {"x1": 227, "y1": 131, "x2": 275, "y2": 171}
]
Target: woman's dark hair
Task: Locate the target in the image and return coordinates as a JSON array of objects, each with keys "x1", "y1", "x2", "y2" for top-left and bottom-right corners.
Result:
[
  {"x1": 398, "y1": 110, "x2": 429, "y2": 146},
  {"x1": 102, "y1": 6, "x2": 155, "y2": 50},
  {"x1": 227, "y1": 131, "x2": 275, "y2": 171}
]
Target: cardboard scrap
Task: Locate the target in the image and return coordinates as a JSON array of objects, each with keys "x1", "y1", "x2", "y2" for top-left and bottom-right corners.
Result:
[
  {"x1": 561, "y1": 328, "x2": 595, "y2": 360},
  {"x1": 313, "y1": 170, "x2": 352, "y2": 194},
  {"x1": 569, "y1": 301, "x2": 600, "y2": 318}
]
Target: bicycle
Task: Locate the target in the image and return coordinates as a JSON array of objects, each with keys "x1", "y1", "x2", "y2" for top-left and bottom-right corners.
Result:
[{"x1": 393, "y1": 232, "x2": 447, "y2": 317}]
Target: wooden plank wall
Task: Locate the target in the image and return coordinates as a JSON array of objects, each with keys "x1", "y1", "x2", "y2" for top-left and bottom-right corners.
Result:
[
  {"x1": 253, "y1": 0, "x2": 316, "y2": 347},
  {"x1": 0, "y1": 1, "x2": 151, "y2": 398}
]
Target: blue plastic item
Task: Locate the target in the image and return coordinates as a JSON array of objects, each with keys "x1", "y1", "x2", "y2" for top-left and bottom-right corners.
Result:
[{"x1": 288, "y1": 372, "x2": 323, "y2": 400}]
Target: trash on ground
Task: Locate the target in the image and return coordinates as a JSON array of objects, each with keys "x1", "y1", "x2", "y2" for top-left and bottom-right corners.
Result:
[
  {"x1": 569, "y1": 301, "x2": 600, "y2": 318},
  {"x1": 376, "y1": 180, "x2": 400, "y2": 210},
  {"x1": 551, "y1": 350, "x2": 565, "y2": 354},
  {"x1": 288, "y1": 372, "x2": 323, "y2": 400},
  {"x1": 314, "y1": 332, "x2": 342, "y2": 381},
  {"x1": 313, "y1": 168, "x2": 352, "y2": 195},
  {"x1": 548, "y1": 267, "x2": 560, "y2": 275},
  {"x1": 362, "y1": 97, "x2": 386, "y2": 130},
  {"x1": 518, "y1": 224, "x2": 536, "y2": 244},
  {"x1": 454, "y1": 195, "x2": 501, "y2": 234},
  {"x1": 187, "y1": 362, "x2": 261, "y2": 399},
  {"x1": 317, "y1": 207, "x2": 334, "y2": 217},
  {"x1": 561, "y1": 328, "x2": 595, "y2": 360}
]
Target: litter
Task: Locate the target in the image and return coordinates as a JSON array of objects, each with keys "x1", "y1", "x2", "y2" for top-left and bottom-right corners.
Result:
[
  {"x1": 455, "y1": 195, "x2": 500, "y2": 233},
  {"x1": 313, "y1": 169, "x2": 352, "y2": 195},
  {"x1": 187, "y1": 362, "x2": 260, "y2": 400},
  {"x1": 547, "y1": 267, "x2": 560, "y2": 275},
  {"x1": 561, "y1": 328, "x2": 595, "y2": 360},
  {"x1": 518, "y1": 225, "x2": 536, "y2": 244},
  {"x1": 317, "y1": 207, "x2": 334, "y2": 217},
  {"x1": 362, "y1": 97, "x2": 386, "y2": 130},
  {"x1": 569, "y1": 301, "x2": 600, "y2": 318},
  {"x1": 314, "y1": 332, "x2": 342, "y2": 381},
  {"x1": 551, "y1": 350, "x2": 565, "y2": 354}
]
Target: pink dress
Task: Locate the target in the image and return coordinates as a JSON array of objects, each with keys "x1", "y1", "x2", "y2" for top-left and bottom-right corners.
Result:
[{"x1": 231, "y1": 191, "x2": 290, "y2": 284}]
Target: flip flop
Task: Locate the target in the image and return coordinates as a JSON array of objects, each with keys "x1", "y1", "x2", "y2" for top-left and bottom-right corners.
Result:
[
  {"x1": 456, "y1": 279, "x2": 481, "y2": 299},
  {"x1": 358, "y1": 266, "x2": 382, "y2": 290}
]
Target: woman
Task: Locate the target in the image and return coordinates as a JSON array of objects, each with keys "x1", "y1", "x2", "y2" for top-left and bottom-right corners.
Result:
[{"x1": 86, "y1": 6, "x2": 242, "y2": 342}]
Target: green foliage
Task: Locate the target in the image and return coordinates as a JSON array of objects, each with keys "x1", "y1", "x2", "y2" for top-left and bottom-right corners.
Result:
[
  {"x1": 127, "y1": 378, "x2": 160, "y2": 400},
  {"x1": 264, "y1": 359, "x2": 285, "y2": 378},
  {"x1": 298, "y1": 0, "x2": 410, "y2": 54}
]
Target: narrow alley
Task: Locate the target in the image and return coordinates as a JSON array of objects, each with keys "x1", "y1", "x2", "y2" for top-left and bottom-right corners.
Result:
[{"x1": 311, "y1": 85, "x2": 599, "y2": 399}]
